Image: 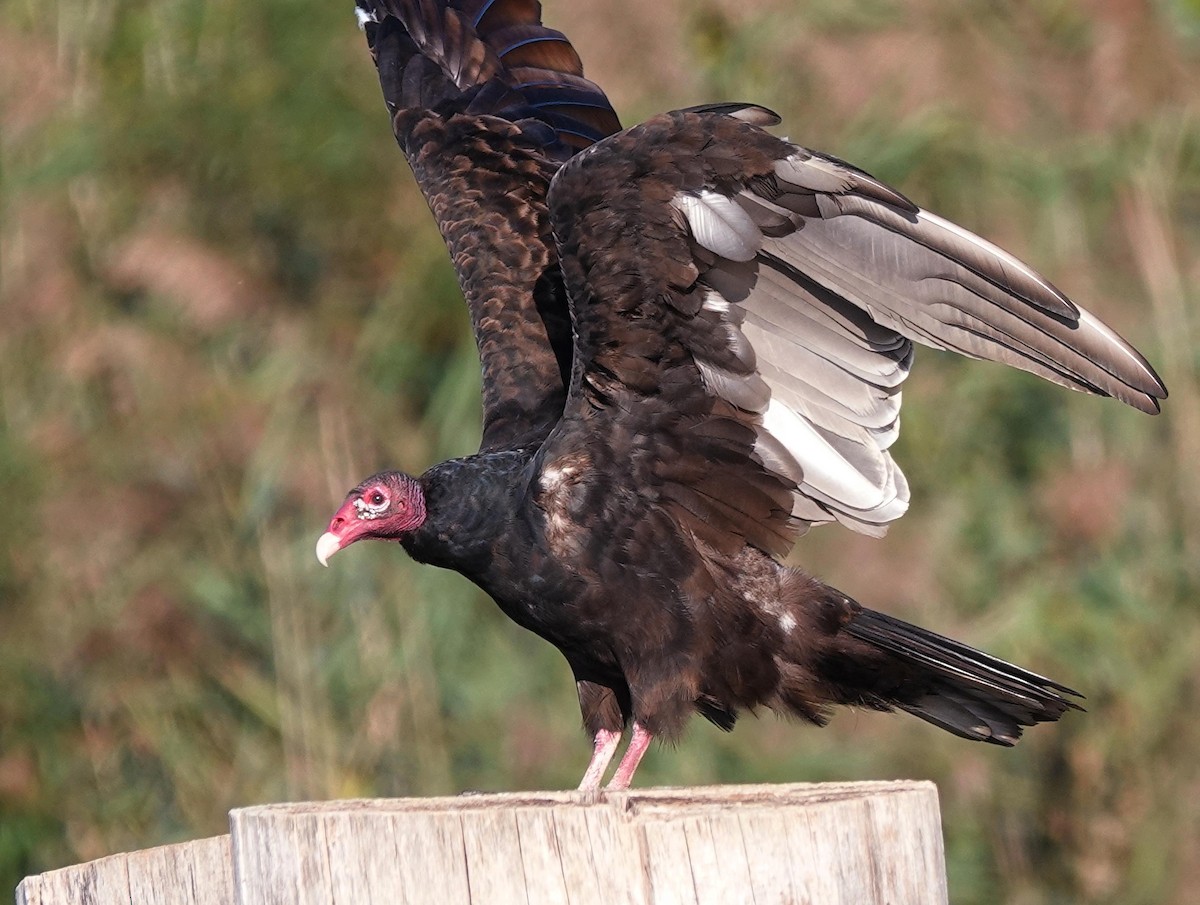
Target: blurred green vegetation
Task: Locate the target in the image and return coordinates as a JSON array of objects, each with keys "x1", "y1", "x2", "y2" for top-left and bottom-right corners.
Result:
[{"x1": 2, "y1": 0, "x2": 1198, "y2": 901}]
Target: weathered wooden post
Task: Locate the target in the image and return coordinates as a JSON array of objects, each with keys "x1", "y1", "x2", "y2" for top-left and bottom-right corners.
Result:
[
  {"x1": 16, "y1": 781, "x2": 948, "y2": 904},
  {"x1": 15, "y1": 835, "x2": 233, "y2": 905}
]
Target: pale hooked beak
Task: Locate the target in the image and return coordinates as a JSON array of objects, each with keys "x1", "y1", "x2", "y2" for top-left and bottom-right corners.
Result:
[{"x1": 315, "y1": 531, "x2": 343, "y2": 567}]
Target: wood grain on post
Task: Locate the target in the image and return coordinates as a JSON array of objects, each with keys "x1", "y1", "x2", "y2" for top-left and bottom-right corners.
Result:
[
  {"x1": 15, "y1": 834, "x2": 232, "y2": 905},
  {"x1": 15, "y1": 781, "x2": 948, "y2": 904},
  {"x1": 230, "y1": 781, "x2": 948, "y2": 905}
]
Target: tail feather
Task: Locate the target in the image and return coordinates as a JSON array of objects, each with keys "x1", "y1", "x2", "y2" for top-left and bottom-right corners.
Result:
[{"x1": 841, "y1": 608, "x2": 1083, "y2": 746}]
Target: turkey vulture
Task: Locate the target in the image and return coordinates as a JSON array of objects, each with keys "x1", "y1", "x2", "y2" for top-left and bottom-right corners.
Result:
[{"x1": 318, "y1": 0, "x2": 1166, "y2": 790}]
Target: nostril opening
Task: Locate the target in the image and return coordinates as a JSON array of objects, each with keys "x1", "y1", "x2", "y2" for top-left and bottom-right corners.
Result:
[{"x1": 331, "y1": 517, "x2": 345, "y2": 531}]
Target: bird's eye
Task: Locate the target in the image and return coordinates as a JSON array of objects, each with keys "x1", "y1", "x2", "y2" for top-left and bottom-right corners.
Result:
[{"x1": 369, "y1": 491, "x2": 386, "y2": 507}]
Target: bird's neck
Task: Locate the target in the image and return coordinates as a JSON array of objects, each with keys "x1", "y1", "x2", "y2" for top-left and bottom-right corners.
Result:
[{"x1": 401, "y1": 450, "x2": 532, "y2": 578}]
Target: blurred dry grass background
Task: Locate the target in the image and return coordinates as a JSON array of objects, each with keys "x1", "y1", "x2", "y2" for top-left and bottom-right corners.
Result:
[{"x1": 2, "y1": 0, "x2": 1199, "y2": 901}]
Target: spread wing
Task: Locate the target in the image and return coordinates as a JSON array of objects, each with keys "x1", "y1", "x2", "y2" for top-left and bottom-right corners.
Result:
[
  {"x1": 358, "y1": 0, "x2": 621, "y2": 449},
  {"x1": 539, "y1": 106, "x2": 1165, "y2": 552}
]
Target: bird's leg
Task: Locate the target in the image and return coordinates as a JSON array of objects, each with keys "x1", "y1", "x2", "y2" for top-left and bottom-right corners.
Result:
[
  {"x1": 605, "y1": 722, "x2": 653, "y2": 790},
  {"x1": 576, "y1": 728, "x2": 623, "y2": 790}
]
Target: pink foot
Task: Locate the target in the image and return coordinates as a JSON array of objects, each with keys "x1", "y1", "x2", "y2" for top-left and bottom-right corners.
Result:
[
  {"x1": 606, "y1": 722, "x2": 652, "y2": 790},
  {"x1": 577, "y1": 728, "x2": 622, "y2": 790}
]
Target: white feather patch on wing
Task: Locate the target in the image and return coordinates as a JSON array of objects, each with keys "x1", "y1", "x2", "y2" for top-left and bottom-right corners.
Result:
[
  {"x1": 694, "y1": 271, "x2": 913, "y2": 530},
  {"x1": 759, "y1": 398, "x2": 892, "y2": 511},
  {"x1": 672, "y1": 190, "x2": 762, "y2": 262},
  {"x1": 702, "y1": 292, "x2": 732, "y2": 314}
]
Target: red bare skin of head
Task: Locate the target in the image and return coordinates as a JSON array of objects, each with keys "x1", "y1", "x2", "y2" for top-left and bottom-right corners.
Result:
[{"x1": 316, "y1": 471, "x2": 427, "y2": 565}]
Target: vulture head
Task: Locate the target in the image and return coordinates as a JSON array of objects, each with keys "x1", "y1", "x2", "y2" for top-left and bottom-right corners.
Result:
[{"x1": 316, "y1": 471, "x2": 427, "y2": 566}]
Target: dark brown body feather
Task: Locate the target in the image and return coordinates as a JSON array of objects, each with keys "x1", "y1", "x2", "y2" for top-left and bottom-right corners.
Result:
[
  {"x1": 403, "y1": 456, "x2": 1076, "y2": 745},
  {"x1": 330, "y1": 3, "x2": 1165, "y2": 782}
]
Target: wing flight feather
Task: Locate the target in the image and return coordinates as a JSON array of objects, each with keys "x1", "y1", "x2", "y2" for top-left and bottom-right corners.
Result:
[
  {"x1": 357, "y1": 0, "x2": 621, "y2": 449},
  {"x1": 540, "y1": 106, "x2": 1164, "y2": 551}
]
